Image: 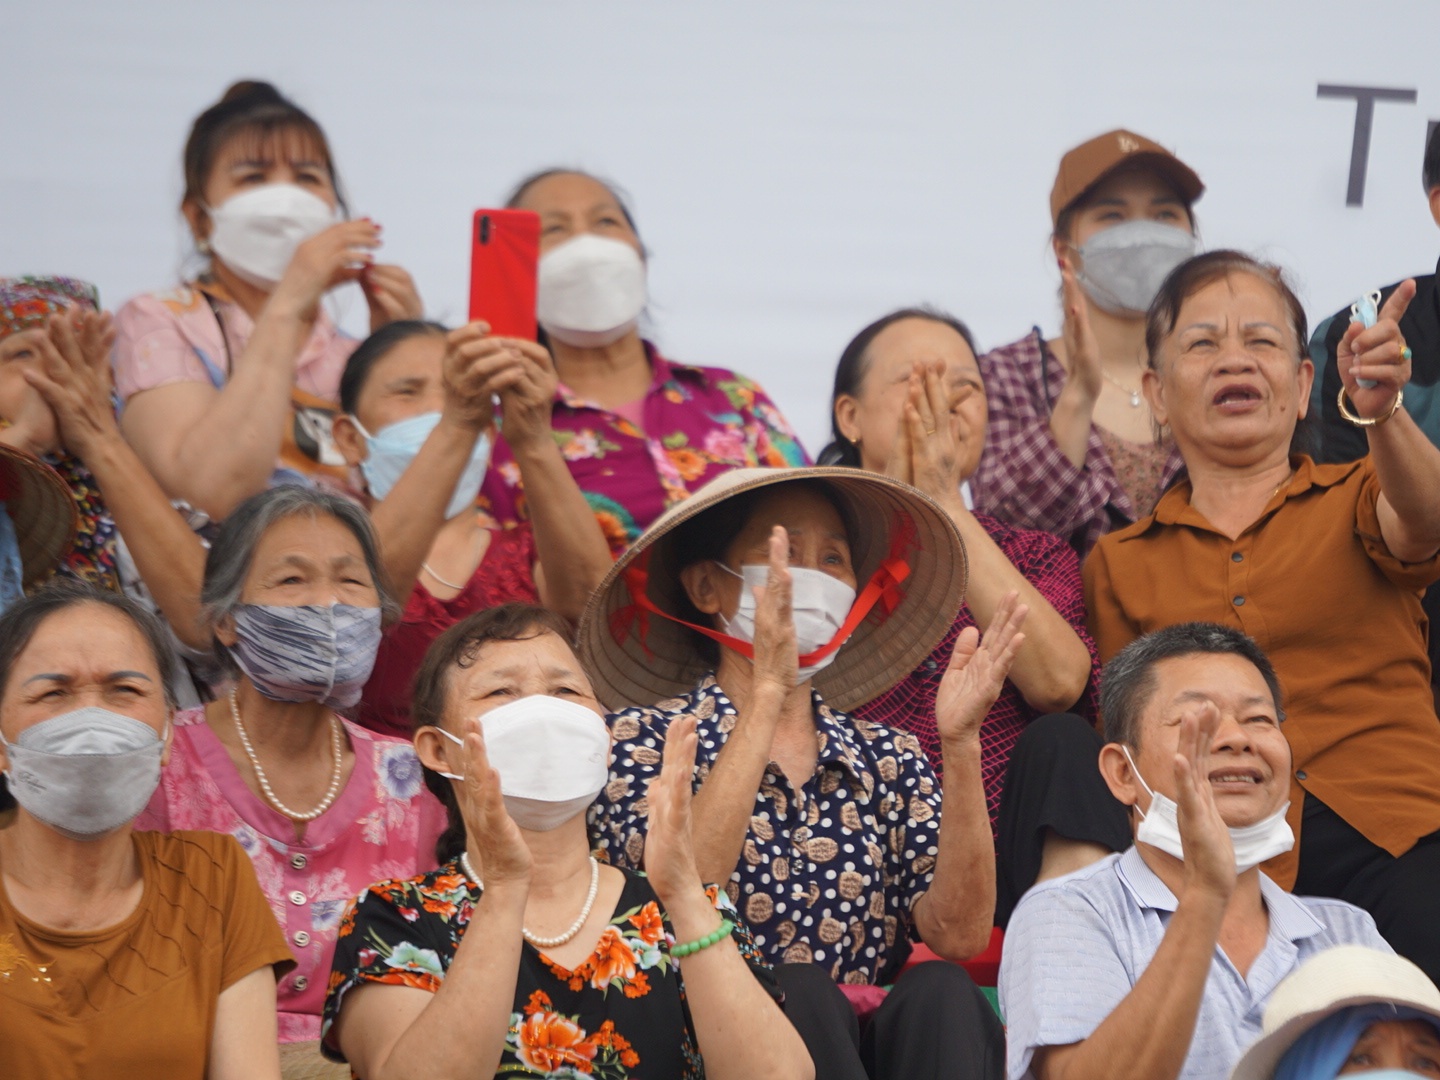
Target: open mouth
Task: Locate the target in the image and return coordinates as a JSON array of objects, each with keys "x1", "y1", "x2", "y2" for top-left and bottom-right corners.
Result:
[
  {"x1": 1208, "y1": 767, "x2": 1263, "y2": 785},
  {"x1": 1213, "y1": 384, "x2": 1263, "y2": 410}
]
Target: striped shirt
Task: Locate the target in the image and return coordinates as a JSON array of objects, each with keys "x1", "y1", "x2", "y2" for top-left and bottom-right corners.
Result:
[{"x1": 998, "y1": 846, "x2": 1389, "y2": 1080}]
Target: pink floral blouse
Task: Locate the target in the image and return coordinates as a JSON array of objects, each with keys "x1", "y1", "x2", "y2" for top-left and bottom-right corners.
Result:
[{"x1": 135, "y1": 707, "x2": 447, "y2": 1042}]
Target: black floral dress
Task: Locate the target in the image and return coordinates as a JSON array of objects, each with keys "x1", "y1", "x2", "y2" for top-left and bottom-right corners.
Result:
[{"x1": 323, "y1": 862, "x2": 778, "y2": 1078}]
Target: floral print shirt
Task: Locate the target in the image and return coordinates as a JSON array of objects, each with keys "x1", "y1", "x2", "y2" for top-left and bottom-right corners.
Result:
[
  {"x1": 478, "y1": 343, "x2": 809, "y2": 547},
  {"x1": 591, "y1": 676, "x2": 946, "y2": 986},
  {"x1": 322, "y1": 866, "x2": 778, "y2": 1078},
  {"x1": 135, "y1": 707, "x2": 447, "y2": 1042}
]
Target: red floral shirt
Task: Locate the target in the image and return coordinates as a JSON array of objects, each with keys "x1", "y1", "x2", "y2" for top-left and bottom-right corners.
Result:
[{"x1": 478, "y1": 343, "x2": 808, "y2": 547}]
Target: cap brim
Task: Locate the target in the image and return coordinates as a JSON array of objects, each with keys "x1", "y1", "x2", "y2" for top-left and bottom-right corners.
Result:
[
  {"x1": 0, "y1": 444, "x2": 78, "y2": 588},
  {"x1": 577, "y1": 467, "x2": 968, "y2": 713}
]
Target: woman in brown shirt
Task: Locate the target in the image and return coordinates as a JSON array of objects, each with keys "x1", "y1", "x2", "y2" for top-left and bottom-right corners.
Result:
[
  {"x1": 1084, "y1": 250, "x2": 1440, "y2": 983},
  {"x1": 0, "y1": 581, "x2": 292, "y2": 1079}
]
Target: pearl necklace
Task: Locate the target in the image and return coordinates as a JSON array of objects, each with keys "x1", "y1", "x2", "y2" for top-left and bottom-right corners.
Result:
[
  {"x1": 229, "y1": 688, "x2": 344, "y2": 822},
  {"x1": 460, "y1": 851, "x2": 601, "y2": 948},
  {"x1": 1102, "y1": 369, "x2": 1144, "y2": 408}
]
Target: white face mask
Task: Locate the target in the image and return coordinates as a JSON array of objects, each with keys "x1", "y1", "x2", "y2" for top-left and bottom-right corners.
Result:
[
  {"x1": 206, "y1": 183, "x2": 339, "y2": 289},
  {"x1": 1122, "y1": 746, "x2": 1293, "y2": 873},
  {"x1": 717, "y1": 563, "x2": 858, "y2": 683},
  {"x1": 536, "y1": 233, "x2": 647, "y2": 348},
  {"x1": 434, "y1": 695, "x2": 610, "y2": 832},
  {"x1": 1076, "y1": 219, "x2": 1197, "y2": 316}
]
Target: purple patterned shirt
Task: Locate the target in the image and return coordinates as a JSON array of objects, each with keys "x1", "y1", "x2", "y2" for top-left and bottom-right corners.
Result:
[
  {"x1": 478, "y1": 343, "x2": 808, "y2": 547},
  {"x1": 970, "y1": 329, "x2": 1185, "y2": 554}
]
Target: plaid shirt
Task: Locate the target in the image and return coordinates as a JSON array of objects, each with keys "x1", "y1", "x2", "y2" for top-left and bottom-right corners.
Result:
[
  {"x1": 590, "y1": 676, "x2": 943, "y2": 985},
  {"x1": 854, "y1": 512, "x2": 1099, "y2": 836},
  {"x1": 970, "y1": 329, "x2": 1185, "y2": 554}
]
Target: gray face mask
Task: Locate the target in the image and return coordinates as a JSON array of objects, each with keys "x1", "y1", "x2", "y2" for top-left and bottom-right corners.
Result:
[
  {"x1": 0, "y1": 707, "x2": 167, "y2": 840},
  {"x1": 1076, "y1": 219, "x2": 1197, "y2": 316}
]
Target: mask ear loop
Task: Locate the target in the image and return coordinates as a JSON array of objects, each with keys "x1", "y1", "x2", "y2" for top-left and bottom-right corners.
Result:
[
  {"x1": 1120, "y1": 745, "x2": 1157, "y2": 819},
  {"x1": 430, "y1": 726, "x2": 465, "y2": 782}
]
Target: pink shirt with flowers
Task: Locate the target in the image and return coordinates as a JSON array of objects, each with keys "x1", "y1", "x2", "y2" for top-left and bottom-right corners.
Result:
[
  {"x1": 479, "y1": 343, "x2": 809, "y2": 547},
  {"x1": 136, "y1": 707, "x2": 446, "y2": 1042}
]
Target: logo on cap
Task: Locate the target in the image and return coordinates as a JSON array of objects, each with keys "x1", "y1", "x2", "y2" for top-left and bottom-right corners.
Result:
[{"x1": 1118, "y1": 134, "x2": 1140, "y2": 153}]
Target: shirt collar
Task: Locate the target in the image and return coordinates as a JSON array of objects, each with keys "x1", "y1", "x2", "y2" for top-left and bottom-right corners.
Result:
[
  {"x1": 1116, "y1": 846, "x2": 1325, "y2": 943},
  {"x1": 1130, "y1": 455, "x2": 1353, "y2": 539},
  {"x1": 553, "y1": 340, "x2": 708, "y2": 411}
]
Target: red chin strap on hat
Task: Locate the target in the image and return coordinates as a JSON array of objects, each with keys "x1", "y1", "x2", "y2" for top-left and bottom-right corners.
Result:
[{"x1": 611, "y1": 515, "x2": 916, "y2": 664}]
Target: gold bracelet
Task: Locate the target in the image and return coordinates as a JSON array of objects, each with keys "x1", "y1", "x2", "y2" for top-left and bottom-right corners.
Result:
[{"x1": 1337, "y1": 385, "x2": 1404, "y2": 427}]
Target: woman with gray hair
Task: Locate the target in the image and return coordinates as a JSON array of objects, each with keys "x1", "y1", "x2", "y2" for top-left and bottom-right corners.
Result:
[{"x1": 136, "y1": 484, "x2": 446, "y2": 1075}]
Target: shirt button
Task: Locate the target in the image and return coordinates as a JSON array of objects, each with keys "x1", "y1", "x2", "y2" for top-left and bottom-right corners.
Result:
[
  {"x1": 293, "y1": 931, "x2": 311, "y2": 947},
  {"x1": 1231, "y1": 552, "x2": 1244, "y2": 563},
  {"x1": 1233, "y1": 596, "x2": 1245, "y2": 606},
  {"x1": 289, "y1": 890, "x2": 306, "y2": 906},
  {"x1": 293, "y1": 975, "x2": 309, "y2": 992},
  {"x1": 290, "y1": 853, "x2": 308, "y2": 870},
  {"x1": 1297, "y1": 770, "x2": 1308, "y2": 781}
]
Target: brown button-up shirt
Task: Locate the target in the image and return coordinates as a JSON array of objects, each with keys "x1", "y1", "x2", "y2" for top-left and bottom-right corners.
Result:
[{"x1": 1084, "y1": 455, "x2": 1440, "y2": 888}]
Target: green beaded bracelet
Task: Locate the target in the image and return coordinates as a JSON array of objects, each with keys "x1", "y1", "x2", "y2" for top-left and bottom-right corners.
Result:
[{"x1": 672, "y1": 919, "x2": 734, "y2": 958}]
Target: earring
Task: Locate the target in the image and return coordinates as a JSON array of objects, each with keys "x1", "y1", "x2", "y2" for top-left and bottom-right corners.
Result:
[{"x1": 196, "y1": 237, "x2": 211, "y2": 255}]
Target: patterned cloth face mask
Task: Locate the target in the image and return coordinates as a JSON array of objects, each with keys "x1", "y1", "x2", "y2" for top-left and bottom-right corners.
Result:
[{"x1": 229, "y1": 603, "x2": 383, "y2": 711}]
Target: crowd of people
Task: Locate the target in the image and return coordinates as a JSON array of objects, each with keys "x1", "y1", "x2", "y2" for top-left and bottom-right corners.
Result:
[{"x1": 1, "y1": 77, "x2": 1439, "y2": 1080}]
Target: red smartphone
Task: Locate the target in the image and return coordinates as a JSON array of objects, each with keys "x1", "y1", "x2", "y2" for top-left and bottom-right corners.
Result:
[{"x1": 467, "y1": 208, "x2": 540, "y2": 339}]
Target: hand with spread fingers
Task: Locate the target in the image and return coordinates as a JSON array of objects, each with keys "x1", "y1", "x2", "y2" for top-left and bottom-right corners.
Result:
[
  {"x1": 643, "y1": 714, "x2": 705, "y2": 906},
  {"x1": 1338, "y1": 278, "x2": 1416, "y2": 420},
  {"x1": 935, "y1": 590, "x2": 1028, "y2": 746},
  {"x1": 455, "y1": 717, "x2": 533, "y2": 890},
  {"x1": 362, "y1": 262, "x2": 424, "y2": 332},
  {"x1": 896, "y1": 359, "x2": 975, "y2": 513},
  {"x1": 1169, "y1": 701, "x2": 1238, "y2": 901}
]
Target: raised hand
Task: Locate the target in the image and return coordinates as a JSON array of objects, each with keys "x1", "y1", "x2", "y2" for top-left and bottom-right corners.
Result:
[
  {"x1": 25, "y1": 307, "x2": 119, "y2": 457},
  {"x1": 1170, "y1": 702, "x2": 1237, "y2": 900},
  {"x1": 1338, "y1": 279, "x2": 1416, "y2": 420},
  {"x1": 935, "y1": 591, "x2": 1027, "y2": 745},
  {"x1": 489, "y1": 339, "x2": 558, "y2": 453},
  {"x1": 455, "y1": 716, "x2": 533, "y2": 889},
  {"x1": 361, "y1": 263, "x2": 424, "y2": 332},
  {"x1": 1060, "y1": 257, "x2": 1103, "y2": 401},
  {"x1": 270, "y1": 218, "x2": 382, "y2": 320},
  {"x1": 902, "y1": 360, "x2": 971, "y2": 509},
  {"x1": 749, "y1": 527, "x2": 799, "y2": 696},
  {"x1": 440, "y1": 321, "x2": 524, "y2": 432},
  {"x1": 643, "y1": 715, "x2": 705, "y2": 905}
]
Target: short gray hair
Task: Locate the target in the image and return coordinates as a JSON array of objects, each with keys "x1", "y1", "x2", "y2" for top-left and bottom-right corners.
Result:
[
  {"x1": 1099, "y1": 622, "x2": 1285, "y2": 748},
  {"x1": 201, "y1": 485, "x2": 398, "y2": 673}
]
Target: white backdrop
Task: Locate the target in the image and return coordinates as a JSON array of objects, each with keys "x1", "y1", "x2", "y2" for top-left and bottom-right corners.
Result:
[{"x1": 5, "y1": 1, "x2": 1439, "y2": 454}]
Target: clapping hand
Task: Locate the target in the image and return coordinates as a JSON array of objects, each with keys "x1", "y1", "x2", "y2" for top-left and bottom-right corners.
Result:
[
  {"x1": 934, "y1": 591, "x2": 1027, "y2": 746},
  {"x1": 885, "y1": 360, "x2": 974, "y2": 510},
  {"x1": 1170, "y1": 702, "x2": 1238, "y2": 901},
  {"x1": 455, "y1": 717, "x2": 533, "y2": 889},
  {"x1": 1338, "y1": 279, "x2": 1416, "y2": 420},
  {"x1": 749, "y1": 527, "x2": 799, "y2": 697},
  {"x1": 643, "y1": 715, "x2": 705, "y2": 906},
  {"x1": 25, "y1": 307, "x2": 119, "y2": 458},
  {"x1": 1059, "y1": 257, "x2": 1103, "y2": 401}
]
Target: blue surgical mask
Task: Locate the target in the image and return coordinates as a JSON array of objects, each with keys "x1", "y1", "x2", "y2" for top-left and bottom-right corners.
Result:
[
  {"x1": 353, "y1": 412, "x2": 492, "y2": 520},
  {"x1": 229, "y1": 603, "x2": 382, "y2": 711}
]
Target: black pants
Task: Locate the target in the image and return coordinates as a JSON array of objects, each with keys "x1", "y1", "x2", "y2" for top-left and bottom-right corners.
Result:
[
  {"x1": 1293, "y1": 794, "x2": 1440, "y2": 983},
  {"x1": 775, "y1": 962, "x2": 1004, "y2": 1080},
  {"x1": 994, "y1": 713, "x2": 1132, "y2": 926}
]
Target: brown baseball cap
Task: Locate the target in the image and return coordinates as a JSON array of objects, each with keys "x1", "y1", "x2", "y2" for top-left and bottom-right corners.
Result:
[{"x1": 1050, "y1": 128, "x2": 1204, "y2": 229}]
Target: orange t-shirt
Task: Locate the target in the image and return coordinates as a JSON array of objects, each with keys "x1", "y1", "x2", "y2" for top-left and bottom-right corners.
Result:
[
  {"x1": 0, "y1": 830, "x2": 294, "y2": 1079},
  {"x1": 1084, "y1": 455, "x2": 1440, "y2": 888}
]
